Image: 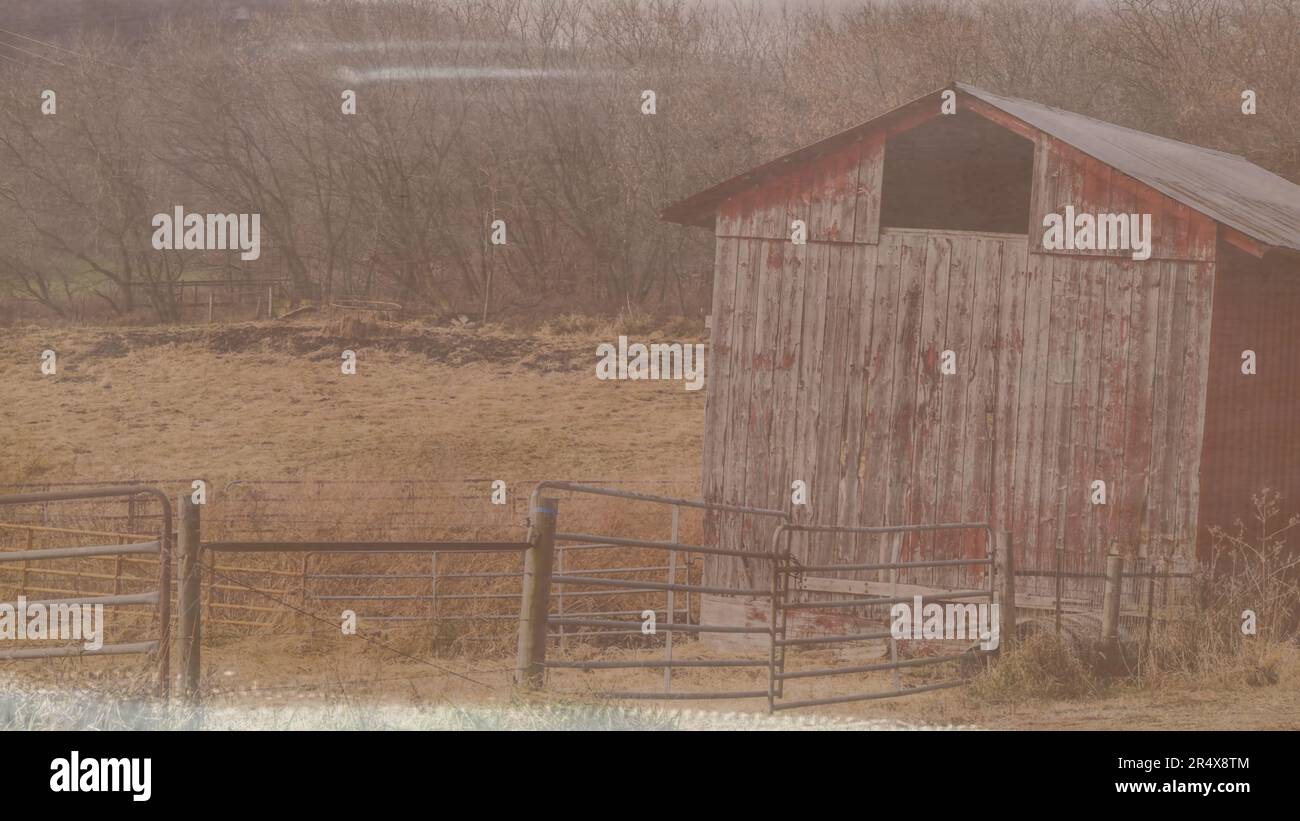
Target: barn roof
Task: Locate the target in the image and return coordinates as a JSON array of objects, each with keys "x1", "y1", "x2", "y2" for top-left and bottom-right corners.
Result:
[{"x1": 661, "y1": 82, "x2": 1300, "y2": 254}]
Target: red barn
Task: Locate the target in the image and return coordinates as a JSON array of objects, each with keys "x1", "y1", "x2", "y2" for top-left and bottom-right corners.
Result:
[{"x1": 662, "y1": 83, "x2": 1300, "y2": 622}]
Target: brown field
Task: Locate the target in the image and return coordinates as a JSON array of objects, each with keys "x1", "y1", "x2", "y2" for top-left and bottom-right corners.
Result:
[{"x1": 3, "y1": 319, "x2": 1298, "y2": 729}]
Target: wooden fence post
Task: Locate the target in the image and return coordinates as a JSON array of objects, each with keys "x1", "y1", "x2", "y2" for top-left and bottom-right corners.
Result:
[
  {"x1": 1102, "y1": 547, "x2": 1124, "y2": 649},
  {"x1": 515, "y1": 497, "x2": 558, "y2": 689},
  {"x1": 177, "y1": 495, "x2": 203, "y2": 703},
  {"x1": 995, "y1": 531, "x2": 1015, "y2": 652}
]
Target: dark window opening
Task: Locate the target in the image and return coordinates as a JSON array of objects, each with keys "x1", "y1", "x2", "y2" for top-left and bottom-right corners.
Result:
[{"x1": 880, "y1": 110, "x2": 1034, "y2": 234}]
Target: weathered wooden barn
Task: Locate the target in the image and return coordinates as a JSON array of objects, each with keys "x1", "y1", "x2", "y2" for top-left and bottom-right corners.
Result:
[{"x1": 662, "y1": 83, "x2": 1300, "y2": 623}]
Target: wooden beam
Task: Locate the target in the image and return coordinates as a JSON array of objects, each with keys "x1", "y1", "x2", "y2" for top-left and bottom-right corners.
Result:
[
  {"x1": 959, "y1": 95, "x2": 1039, "y2": 141},
  {"x1": 797, "y1": 575, "x2": 987, "y2": 603},
  {"x1": 1220, "y1": 225, "x2": 1269, "y2": 258}
]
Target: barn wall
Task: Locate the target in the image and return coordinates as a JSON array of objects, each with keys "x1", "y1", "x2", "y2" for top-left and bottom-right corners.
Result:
[
  {"x1": 701, "y1": 127, "x2": 1220, "y2": 619},
  {"x1": 715, "y1": 133, "x2": 884, "y2": 243},
  {"x1": 1003, "y1": 253, "x2": 1215, "y2": 606},
  {"x1": 703, "y1": 227, "x2": 1018, "y2": 595},
  {"x1": 704, "y1": 237, "x2": 1215, "y2": 581},
  {"x1": 1029, "y1": 136, "x2": 1217, "y2": 261},
  {"x1": 1198, "y1": 247, "x2": 1300, "y2": 559}
]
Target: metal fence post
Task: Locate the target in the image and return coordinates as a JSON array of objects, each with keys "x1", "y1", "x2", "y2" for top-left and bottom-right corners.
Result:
[
  {"x1": 1102, "y1": 546, "x2": 1124, "y2": 649},
  {"x1": 995, "y1": 531, "x2": 1015, "y2": 652},
  {"x1": 515, "y1": 497, "x2": 558, "y2": 689},
  {"x1": 665, "y1": 504, "x2": 679, "y2": 693},
  {"x1": 177, "y1": 495, "x2": 203, "y2": 702}
]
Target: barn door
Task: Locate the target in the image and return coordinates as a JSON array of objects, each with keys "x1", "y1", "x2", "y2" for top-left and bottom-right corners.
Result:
[{"x1": 865, "y1": 229, "x2": 1023, "y2": 583}]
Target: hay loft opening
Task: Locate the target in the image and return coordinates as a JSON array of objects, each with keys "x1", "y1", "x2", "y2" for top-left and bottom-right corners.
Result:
[{"x1": 880, "y1": 110, "x2": 1033, "y2": 234}]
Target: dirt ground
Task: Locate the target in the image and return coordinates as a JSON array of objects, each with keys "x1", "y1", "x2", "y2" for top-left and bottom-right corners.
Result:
[
  {"x1": 3, "y1": 318, "x2": 1298, "y2": 729},
  {"x1": 37, "y1": 632, "x2": 1294, "y2": 730}
]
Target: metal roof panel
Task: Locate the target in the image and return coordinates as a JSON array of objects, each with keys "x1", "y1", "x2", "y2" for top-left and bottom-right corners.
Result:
[{"x1": 663, "y1": 83, "x2": 1300, "y2": 252}]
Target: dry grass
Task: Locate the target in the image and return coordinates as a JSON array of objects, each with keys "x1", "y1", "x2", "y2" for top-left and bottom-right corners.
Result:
[
  {"x1": 970, "y1": 633, "x2": 1099, "y2": 703},
  {"x1": 4, "y1": 319, "x2": 1300, "y2": 728},
  {"x1": 0, "y1": 319, "x2": 704, "y2": 482}
]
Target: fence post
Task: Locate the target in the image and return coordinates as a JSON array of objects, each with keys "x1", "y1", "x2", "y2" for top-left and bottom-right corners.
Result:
[
  {"x1": 515, "y1": 497, "x2": 558, "y2": 690},
  {"x1": 1102, "y1": 547, "x2": 1124, "y2": 649},
  {"x1": 995, "y1": 531, "x2": 1015, "y2": 652},
  {"x1": 177, "y1": 495, "x2": 203, "y2": 703},
  {"x1": 879, "y1": 532, "x2": 902, "y2": 583}
]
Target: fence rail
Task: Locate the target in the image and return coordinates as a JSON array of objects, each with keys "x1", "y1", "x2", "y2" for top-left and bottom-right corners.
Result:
[
  {"x1": 760, "y1": 522, "x2": 1007, "y2": 712},
  {"x1": 524, "y1": 481, "x2": 793, "y2": 701},
  {"x1": 0, "y1": 486, "x2": 173, "y2": 696},
  {"x1": 515, "y1": 492, "x2": 1017, "y2": 712},
  {"x1": 3, "y1": 478, "x2": 1201, "y2": 714}
]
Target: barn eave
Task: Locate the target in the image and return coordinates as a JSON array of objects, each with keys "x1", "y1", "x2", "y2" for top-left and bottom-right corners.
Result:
[{"x1": 662, "y1": 82, "x2": 1300, "y2": 256}]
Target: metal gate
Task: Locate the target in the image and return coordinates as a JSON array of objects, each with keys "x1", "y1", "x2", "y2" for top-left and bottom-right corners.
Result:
[
  {"x1": 767, "y1": 522, "x2": 1003, "y2": 712},
  {"x1": 520, "y1": 487, "x2": 1013, "y2": 713},
  {"x1": 529, "y1": 481, "x2": 791, "y2": 700},
  {"x1": 0, "y1": 486, "x2": 173, "y2": 697}
]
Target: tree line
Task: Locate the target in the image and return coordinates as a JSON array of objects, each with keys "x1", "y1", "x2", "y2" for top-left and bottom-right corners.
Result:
[{"x1": 0, "y1": 0, "x2": 1296, "y2": 323}]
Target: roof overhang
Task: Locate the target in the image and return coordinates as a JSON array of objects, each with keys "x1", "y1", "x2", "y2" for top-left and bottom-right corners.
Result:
[
  {"x1": 659, "y1": 85, "x2": 953, "y2": 228},
  {"x1": 660, "y1": 82, "x2": 1299, "y2": 257}
]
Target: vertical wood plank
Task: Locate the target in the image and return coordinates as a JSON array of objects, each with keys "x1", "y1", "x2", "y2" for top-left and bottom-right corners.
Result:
[
  {"x1": 837, "y1": 243, "x2": 879, "y2": 564},
  {"x1": 1173, "y1": 260, "x2": 1215, "y2": 560},
  {"x1": 785, "y1": 162, "x2": 815, "y2": 245},
  {"x1": 717, "y1": 193, "x2": 744, "y2": 238},
  {"x1": 1118, "y1": 259, "x2": 1163, "y2": 557},
  {"x1": 935, "y1": 235, "x2": 976, "y2": 561},
  {"x1": 825, "y1": 145, "x2": 861, "y2": 243},
  {"x1": 744, "y1": 240, "x2": 788, "y2": 586},
  {"x1": 1145, "y1": 260, "x2": 1177, "y2": 559},
  {"x1": 1037, "y1": 253, "x2": 1079, "y2": 580},
  {"x1": 884, "y1": 233, "x2": 928, "y2": 540},
  {"x1": 769, "y1": 239, "x2": 808, "y2": 552},
  {"x1": 858, "y1": 234, "x2": 903, "y2": 532},
  {"x1": 1028, "y1": 135, "x2": 1053, "y2": 251},
  {"x1": 853, "y1": 133, "x2": 885, "y2": 245},
  {"x1": 702, "y1": 237, "x2": 740, "y2": 588},
  {"x1": 791, "y1": 241, "x2": 833, "y2": 542},
  {"x1": 994, "y1": 240, "x2": 1029, "y2": 532},
  {"x1": 1011, "y1": 253, "x2": 1053, "y2": 572},
  {"x1": 816, "y1": 244, "x2": 859, "y2": 562},
  {"x1": 960, "y1": 237, "x2": 1005, "y2": 558},
  {"x1": 909, "y1": 233, "x2": 952, "y2": 579},
  {"x1": 723, "y1": 240, "x2": 764, "y2": 577},
  {"x1": 1065, "y1": 256, "x2": 1107, "y2": 579},
  {"x1": 1093, "y1": 257, "x2": 1134, "y2": 572}
]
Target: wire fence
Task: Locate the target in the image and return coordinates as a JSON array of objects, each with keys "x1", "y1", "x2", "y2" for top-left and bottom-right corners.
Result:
[
  {"x1": 0, "y1": 477, "x2": 705, "y2": 651},
  {"x1": 0, "y1": 477, "x2": 1209, "y2": 710}
]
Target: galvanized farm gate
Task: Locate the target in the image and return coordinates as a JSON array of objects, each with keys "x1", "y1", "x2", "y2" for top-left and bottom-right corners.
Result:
[
  {"x1": 518, "y1": 483, "x2": 1016, "y2": 713},
  {"x1": 522, "y1": 481, "x2": 793, "y2": 700},
  {"x1": 0, "y1": 480, "x2": 1015, "y2": 712},
  {"x1": 0, "y1": 486, "x2": 174, "y2": 697},
  {"x1": 766, "y1": 522, "x2": 1011, "y2": 711}
]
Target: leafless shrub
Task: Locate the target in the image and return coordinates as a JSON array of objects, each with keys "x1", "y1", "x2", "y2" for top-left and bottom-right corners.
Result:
[{"x1": 2, "y1": 0, "x2": 1297, "y2": 323}]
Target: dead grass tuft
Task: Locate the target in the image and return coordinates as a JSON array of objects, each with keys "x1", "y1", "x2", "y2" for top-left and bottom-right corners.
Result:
[{"x1": 970, "y1": 632, "x2": 1098, "y2": 702}]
